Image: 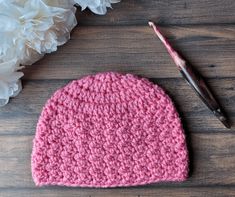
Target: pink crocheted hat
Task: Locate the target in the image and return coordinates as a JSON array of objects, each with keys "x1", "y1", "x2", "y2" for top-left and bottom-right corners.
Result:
[{"x1": 31, "y1": 72, "x2": 188, "y2": 187}]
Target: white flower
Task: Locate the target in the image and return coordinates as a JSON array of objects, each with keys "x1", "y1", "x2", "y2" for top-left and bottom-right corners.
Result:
[
  {"x1": 0, "y1": 56, "x2": 23, "y2": 107},
  {"x1": 0, "y1": 0, "x2": 121, "y2": 106},
  {"x1": 74, "y1": 0, "x2": 120, "y2": 15},
  {"x1": 0, "y1": 0, "x2": 77, "y2": 62},
  {"x1": 0, "y1": 0, "x2": 77, "y2": 105}
]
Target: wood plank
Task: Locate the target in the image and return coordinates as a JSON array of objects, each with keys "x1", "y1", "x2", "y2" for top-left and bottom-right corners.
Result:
[
  {"x1": 0, "y1": 78, "x2": 234, "y2": 135},
  {"x1": 1, "y1": 187, "x2": 235, "y2": 197},
  {"x1": 23, "y1": 25, "x2": 235, "y2": 80},
  {"x1": 1, "y1": 133, "x2": 235, "y2": 188},
  {"x1": 76, "y1": 0, "x2": 235, "y2": 25}
]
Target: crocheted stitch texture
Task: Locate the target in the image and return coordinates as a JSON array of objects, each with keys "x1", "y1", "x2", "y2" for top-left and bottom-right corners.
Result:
[{"x1": 31, "y1": 72, "x2": 188, "y2": 187}]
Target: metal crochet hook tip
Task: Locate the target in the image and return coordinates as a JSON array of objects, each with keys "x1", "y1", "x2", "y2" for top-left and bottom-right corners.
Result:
[{"x1": 148, "y1": 21, "x2": 156, "y2": 27}]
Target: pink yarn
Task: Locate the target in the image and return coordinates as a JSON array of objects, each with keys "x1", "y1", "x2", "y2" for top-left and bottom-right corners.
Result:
[{"x1": 31, "y1": 72, "x2": 188, "y2": 187}]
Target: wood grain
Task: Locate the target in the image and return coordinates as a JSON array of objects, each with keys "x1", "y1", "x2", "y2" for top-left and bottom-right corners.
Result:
[
  {"x1": 0, "y1": 78, "x2": 234, "y2": 135},
  {"x1": 23, "y1": 26, "x2": 235, "y2": 80},
  {"x1": 1, "y1": 187, "x2": 235, "y2": 197},
  {"x1": 76, "y1": 0, "x2": 235, "y2": 25}
]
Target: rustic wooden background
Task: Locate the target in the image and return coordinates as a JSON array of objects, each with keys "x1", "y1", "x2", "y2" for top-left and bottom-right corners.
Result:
[{"x1": 1, "y1": 0, "x2": 235, "y2": 196}]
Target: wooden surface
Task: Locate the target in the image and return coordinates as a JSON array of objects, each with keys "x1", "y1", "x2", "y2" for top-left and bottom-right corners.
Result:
[{"x1": 0, "y1": 1, "x2": 235, "y2": 196}]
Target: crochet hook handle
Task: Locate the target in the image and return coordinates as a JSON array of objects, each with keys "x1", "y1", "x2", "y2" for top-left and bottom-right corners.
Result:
[{"x1": 180, "y1": 64, "x2": 230, "y2": 128}]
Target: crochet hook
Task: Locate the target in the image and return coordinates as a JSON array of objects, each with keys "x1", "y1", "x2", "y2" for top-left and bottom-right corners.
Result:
[{"x1": 148, "y1": 21, "x2": 230, "y2": 129}]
